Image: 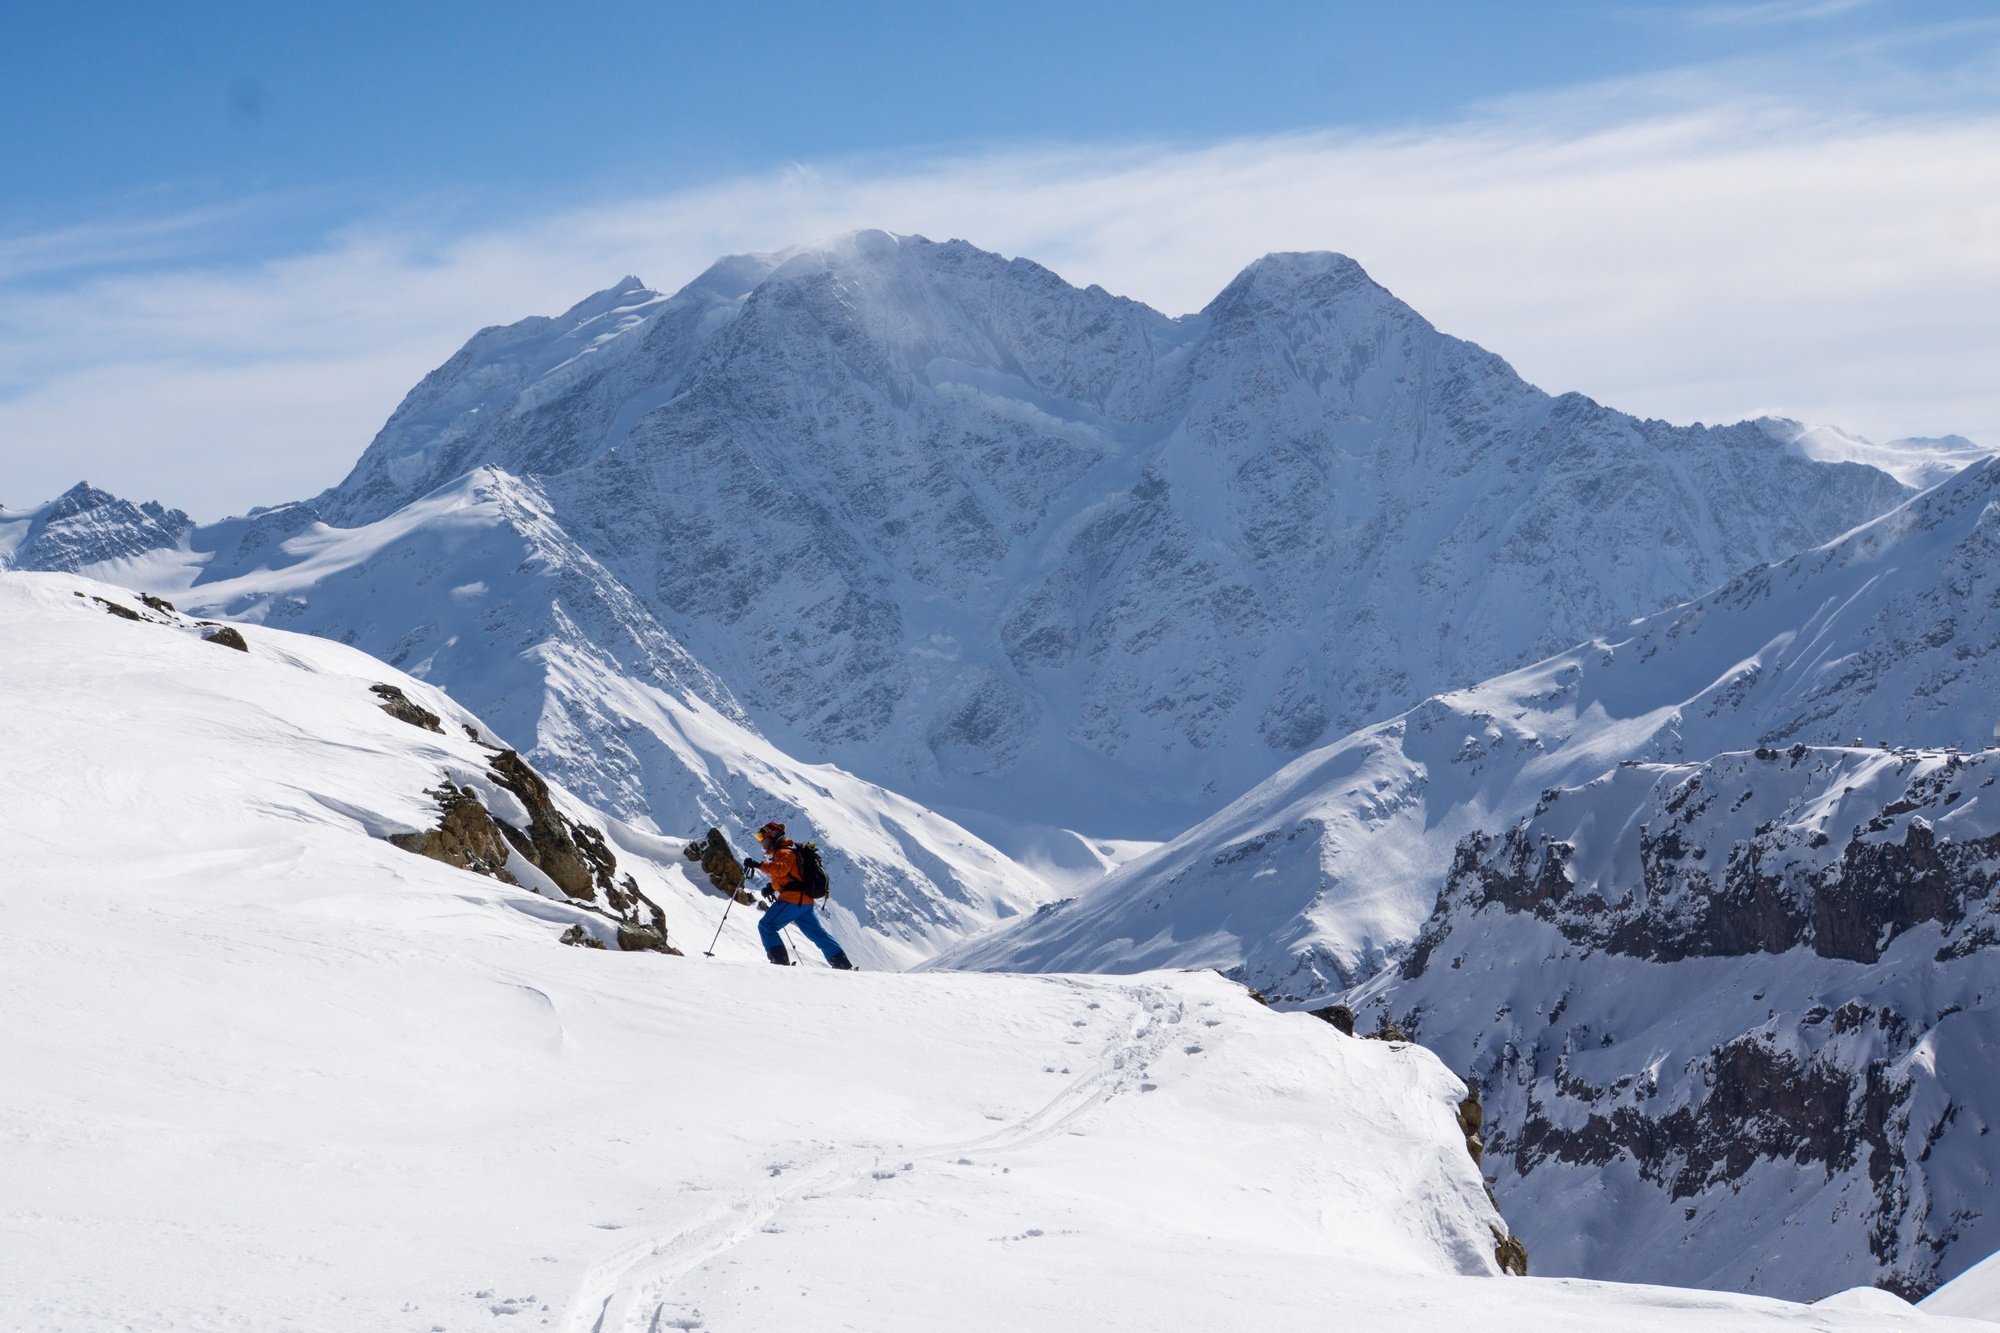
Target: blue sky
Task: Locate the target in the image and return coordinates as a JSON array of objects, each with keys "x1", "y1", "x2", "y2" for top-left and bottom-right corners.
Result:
[
  {"x1": 7, "y1": 1, "x2": 1991, "y2": 254},
  {"x1": 4, "y1": 1, "x2": 2000, "y2": 515}
]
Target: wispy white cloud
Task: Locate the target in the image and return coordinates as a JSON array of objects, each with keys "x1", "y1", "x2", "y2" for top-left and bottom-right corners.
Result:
[
  {"x1": 3, "y1": 59, "x2": 1998, "y2": 518},
  {"x1": 1678, "y1": 0, "x2": 1880, "y2": 29}
]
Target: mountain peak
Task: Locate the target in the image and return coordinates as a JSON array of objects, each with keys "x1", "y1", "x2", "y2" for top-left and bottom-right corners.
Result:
[
  {"x1": 51, "y1": 480, "x2": 116, "y2": 513},
  {"x1": 1240, "y1": 249, "x2": 1370, "y2": 280},
  {"x1": 1203, "y1": 250, "x2": 1408, "y2": 327},
  {"x1": 554, "y1": 274, "x2": 666, "y2": 325}
]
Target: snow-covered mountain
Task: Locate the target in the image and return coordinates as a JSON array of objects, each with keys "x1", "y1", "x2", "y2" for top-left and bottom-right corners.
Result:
[
  {"x1": 0, "y1": 481, "x2": 193, "y2": 573},
  {"x1": 52, "y1": 472, "x2": 1055, "y2": 967},
  {"x1": 5, "y1": 566, "x2": 1976, "y2": 1331},
  {"x1": 8, "y1": 231, "x2": 1930, "y2": 934},
  {"x1": 948, "y1": 453, "x2": 2000, "y2": 994},
  {"x1": 1365, "y1": 742, "x2": 2000, "y2": 1300},
  {"x1": 290, "y1": 231, "x2": 1914, "y2": 835},
  {"x1": 1764, "y1": 418, "x2": 1994, "y2": 492},
  {"x1": 940, "y1": 453, "x2": 2000, "y2": 1299}
]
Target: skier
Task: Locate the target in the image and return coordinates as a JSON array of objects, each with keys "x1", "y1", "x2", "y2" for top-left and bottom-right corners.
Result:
[{"x1": 744, "y1": 821, "x2": 855, "y2": 970}]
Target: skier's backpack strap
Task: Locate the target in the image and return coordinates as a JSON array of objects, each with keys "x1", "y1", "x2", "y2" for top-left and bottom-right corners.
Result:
[{"x1": 794, "y1": 841, "x2": 832, "y2": 900}]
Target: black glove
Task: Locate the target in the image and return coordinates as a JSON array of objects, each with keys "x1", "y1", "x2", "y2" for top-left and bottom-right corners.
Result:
[{"x1": 743, "y1": 855, "x2": 762, "y2": 874}]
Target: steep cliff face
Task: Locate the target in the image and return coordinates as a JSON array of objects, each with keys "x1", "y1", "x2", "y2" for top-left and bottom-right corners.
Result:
[
  {"x1": 1362, "y1": 744, "x2": 2000, "y2": 1301},
  {"x1": 309, "y1": 231, "x2": 1911, "y2": 834},
  {"x1": 947, "y1": 456, "x2": 2000, "y2": 994}
]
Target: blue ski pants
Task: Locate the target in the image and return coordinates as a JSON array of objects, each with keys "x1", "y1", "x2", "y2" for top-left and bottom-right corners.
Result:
[{"x1": 758, "y1": 898, "x2": 846, "y2": 961}]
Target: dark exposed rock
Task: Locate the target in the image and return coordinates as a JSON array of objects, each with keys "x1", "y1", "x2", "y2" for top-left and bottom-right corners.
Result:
[
  {"x1": 487, "y1": 748, "x2": 615, "y2": 902},
  {"x1": 1311, "y1": 1003, "x2": 1356, "y2": 1035},
  {"x1": 1387, "y1": 748, "x2": 2000, "y2": 1299},
  {"x1": 683, "y1": 826, "x2": 752, "y2": 901},
  {"x1": 369, "y1": 682, "x2": 444, "y2": 734},
  {"x1": 615, "y1": 922, "x2": 681, "y2": 955},
  {"x1": 1494, "y1": 1233, "x2": 1529, "y2": 1276},
  {"x1": 386, "y1": 754, "x2": 676, "y2": 955},
  {"x1": 559, "y1": 923, "x2": 606, "y2": 949},
  {"x1": 203, "y1": 626, "x2": 249, "y2": 652},
  {"x1": 1511, "y1": 1035, "x2": 1863, "y2": 1195},
  {"x1": 139, "y1": 593, "x2": 176, "y2": 614},
  {"x1": 1457, "y1": 1083, "x2": 1485, "y2": 1165},
  {"x1": 93, "y1": 596, "x2": 142, "y2": 621},
  {"x1": 1430, "y1": 801, "x2": 1995, "y2": 967},
  {"x1": 389, "y1": 785, "x2": 517, "y2": 882}
]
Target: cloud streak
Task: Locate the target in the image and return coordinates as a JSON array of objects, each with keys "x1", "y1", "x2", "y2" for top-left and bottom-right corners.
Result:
[
  {"x1": 3, "y1": 74, "x2": 1999, "y2": 518},
  {"x1": 1678, "y1": 0, "x2": 1881, "y2": 29}
]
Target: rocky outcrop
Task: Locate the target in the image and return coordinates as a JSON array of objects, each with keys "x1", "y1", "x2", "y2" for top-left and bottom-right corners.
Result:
[
  {"x1": 388, "y1": 750, "x2": 677, "y2": 954},
  {"x1": 369, "y1": 683, "x2": 443, "y2": 733},
  {"x1": 1310, "y1": 1002, "x2": 1356, "y2": 1035},
  {"x1": 1362, "y1": 744, "x2": 2000, "y2": 1300},
  {"x1": 389, "y1": 784, "x2": 516, "y2": 881},
  {"x1": 485, "y1": 748, "x2": 616, "y2": 903},
  {"x1": 1410, "y1": 748, "x2": 1999, "y2": 971},
  {"x1": 683, "y1": 827, "x2": 751, "y2": 902},
  {"x1": 203, "y1": 626, "x2": 248, "y2": 652}
]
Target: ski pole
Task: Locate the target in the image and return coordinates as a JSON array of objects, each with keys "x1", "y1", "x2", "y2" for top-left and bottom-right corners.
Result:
[
  {"x1": 703, "y1": 891, "x2": 736, "y2": 957},
  {"x1": 705, "y1": 856, "x2": 755, "y2": 957}
]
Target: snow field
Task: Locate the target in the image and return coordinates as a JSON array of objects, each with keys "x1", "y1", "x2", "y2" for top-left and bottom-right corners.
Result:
[{"x1": 8, "y1": 571, "x2": 1985, "y2": 1328}]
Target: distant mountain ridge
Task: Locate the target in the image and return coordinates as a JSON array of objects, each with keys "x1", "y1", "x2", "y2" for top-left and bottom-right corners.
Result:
[
  {"x1": 274, "y1": 231, "x2": 1911, "y2": 835},
  {"x1": 946, "y1": 454, "x2": 2000, "y2": 994}
]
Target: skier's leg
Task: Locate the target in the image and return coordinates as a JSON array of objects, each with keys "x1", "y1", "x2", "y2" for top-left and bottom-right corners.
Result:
[
  {"x1": 793, "y1": 905, "x2": 847, "y2": 963},
  {"x1": 757, "y1": 901, "x2": 793, "y2": 964}
]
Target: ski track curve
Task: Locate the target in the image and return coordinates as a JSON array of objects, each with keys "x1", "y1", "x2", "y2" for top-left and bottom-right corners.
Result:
[{"x1": 557, "y1": 978, "x2": 1188, "y2": 1333}]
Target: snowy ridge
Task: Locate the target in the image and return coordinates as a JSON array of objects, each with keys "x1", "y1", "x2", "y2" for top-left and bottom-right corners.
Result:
[
  {"x1": 8, "y1": 232, "x2": 1921, "y2": 946},
  {"x1": 0, "y1": 481, "x2": 193, "y2": 574},
  {"x1": 292, "y1": 231, "x2": 1913, "y2": 835},
  {"x1": 1363, "y1": 742, "x2": 2000, "y2": 1300},
  {"x1": 3, "y1": 566, "x2": 1979, "y2": 1331},
  {"x1": 1762, "y1": 418, "x2": 1994, "y2": 492},
  {"x1": 1928, "y1": 1251, "x2": 2000, "y2": 1323},
  {"x1": 945, "y1": 455, "x2": 2000, "y2": 994},
  {"x1": 116, "y1": 471, "x2": 1055, "y2": 967}
]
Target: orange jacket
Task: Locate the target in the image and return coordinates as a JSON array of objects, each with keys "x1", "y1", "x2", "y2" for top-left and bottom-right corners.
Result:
[{"x1": 760, "y1": 842, "x2": 812, "y2": 903}]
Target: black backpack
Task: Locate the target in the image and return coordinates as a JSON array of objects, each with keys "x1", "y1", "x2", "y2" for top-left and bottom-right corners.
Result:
[{"x1": 794, "y1": 841, "x2": 832, "y2": 900}]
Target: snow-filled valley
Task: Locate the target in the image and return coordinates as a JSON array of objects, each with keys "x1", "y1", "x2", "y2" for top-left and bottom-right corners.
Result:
[
  {"x1": 6, "y1": 570, "x2": 1992, "y2": 1331},
  {"x1": 8, "y1": 229, "x2": 2000, "y2": 1321}
]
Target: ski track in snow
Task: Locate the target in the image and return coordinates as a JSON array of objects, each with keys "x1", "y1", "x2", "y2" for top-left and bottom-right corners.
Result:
[{"x1": 563, "y1": 978, "x2": 1182, "y2": 1333}]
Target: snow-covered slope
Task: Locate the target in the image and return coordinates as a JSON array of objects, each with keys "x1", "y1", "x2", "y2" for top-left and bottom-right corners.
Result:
[
  {"x1": 945, "y1": 454, "x2": 2000, "y2": 995},
  {"x1": 4, "y1": 568, "x2": 1980, "y2": 1332},
  {"x1": 291, "y1": 231, "x2": 1912, "y2": 835},
  {"x1": 1929, "y1": 1250, "x2": 2000, "y2": 1324},
  {"x1": 1763, "y1": 418, "x2": 1994, "y2": 492},
  {"x1": 938, "y1": 455, "x2": 2000, "y2": 1300},
  {"x1": 81, "y1": 473, "x2": 1054, "y2": 966},
  {"x1": 1359, "y1": 743, "x2": 2000, "y2": 1300}
]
